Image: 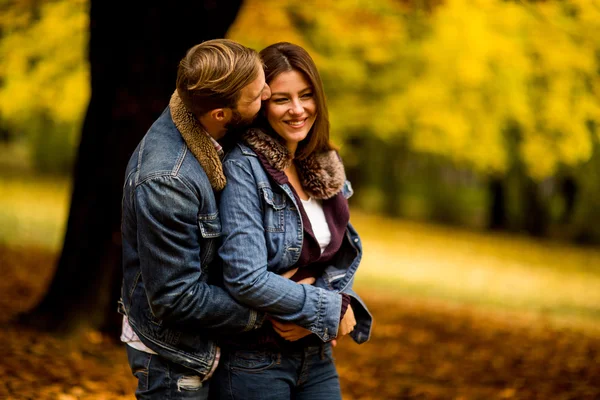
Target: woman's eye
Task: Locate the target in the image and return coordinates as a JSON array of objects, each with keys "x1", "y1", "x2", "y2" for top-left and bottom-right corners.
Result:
[
  {"x1": 273, "y1": 98, "x2": 288, "y2": 104},
  {"x1": 301, "y1": 92, "x2": 313, "y2": 99}
]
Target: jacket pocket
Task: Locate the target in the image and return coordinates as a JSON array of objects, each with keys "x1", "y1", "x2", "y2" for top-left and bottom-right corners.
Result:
[
  {"x1": 198, "y1": 212, "x2": 221, "y2": 238},
  {"x1": 198, "y1": 212, "x2": 221, "y2": 266},
  {"x1": 259, "y1": 186, "x2": 286, "y2": 233}
]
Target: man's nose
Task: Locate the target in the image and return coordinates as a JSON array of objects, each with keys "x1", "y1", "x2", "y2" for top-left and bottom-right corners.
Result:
[{"x1": 261, "y1": 85, "x2": 271, "y2": 101}]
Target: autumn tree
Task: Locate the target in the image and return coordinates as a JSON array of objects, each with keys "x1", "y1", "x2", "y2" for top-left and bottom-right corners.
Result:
[
  {"x1": 0, "y1": 0, "x2": 89, "y2": 174},
  {"x1": 17, "y1": 0, "x2": 243, "y2": 335},
  {"x1": 230, "y1": 0, "x2": 600, "y2": 239}
]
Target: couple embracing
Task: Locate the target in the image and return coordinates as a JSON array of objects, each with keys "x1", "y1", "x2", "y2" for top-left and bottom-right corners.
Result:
[{"x1": 119, "y1": 39, "x2": 373, "y2": 400}]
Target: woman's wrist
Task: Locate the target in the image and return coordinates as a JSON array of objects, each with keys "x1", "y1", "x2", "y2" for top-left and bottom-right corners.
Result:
[{"x1": 339, "y1": 293, "x2": 351, "y2": 321}]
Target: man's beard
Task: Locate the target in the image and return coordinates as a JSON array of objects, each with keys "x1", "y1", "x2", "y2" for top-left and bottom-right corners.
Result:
[{"x1": 225, "y1": 109, "x2": 256, "y2": 131}]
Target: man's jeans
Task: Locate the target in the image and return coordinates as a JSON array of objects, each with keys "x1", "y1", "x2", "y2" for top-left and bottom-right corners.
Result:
[
  {"x1": 209, "y1": 343, "x2": 341, "y2": 400},
  {"x1": 126, "y1": 345, "x2": 210, "y2": 400}
]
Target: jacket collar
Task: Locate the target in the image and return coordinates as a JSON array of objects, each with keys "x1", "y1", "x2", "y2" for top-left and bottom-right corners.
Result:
[
  {"x1": 169, "y1": 91, "x2": 226, "y2": 191},
  {"x1": 243, "y1": 128, "x2": 346, "y2": 200}
]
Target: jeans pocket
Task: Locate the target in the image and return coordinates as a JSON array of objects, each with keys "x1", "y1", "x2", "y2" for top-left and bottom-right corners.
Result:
[
  {"x1": 229, "y1": 350, "x2": 277, "y2": 373},
  {"x1": 126, "y1": 346, "x2": 151, "y2": 391},
  {"x1": 325, "y1": 344, "x2": 336, "y2": 362}
]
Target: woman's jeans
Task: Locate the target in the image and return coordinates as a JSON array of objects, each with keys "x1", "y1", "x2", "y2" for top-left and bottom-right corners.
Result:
[
  {"x1": 208, "y1": 343, "x2": 341, "y2": 400},
  {"x1": 126, "y1": 345, "x2": 210, "y2": 400}
]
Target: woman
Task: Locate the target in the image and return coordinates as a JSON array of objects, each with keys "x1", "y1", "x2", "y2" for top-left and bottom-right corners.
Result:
[{"x1": 213, "y1": 42, "x2": 372, "y2": 400}]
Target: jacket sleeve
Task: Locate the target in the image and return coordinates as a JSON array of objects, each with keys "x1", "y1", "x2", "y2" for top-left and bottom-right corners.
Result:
[
  {"x1": 341, "y1": 281, "x2": 373, "y2": 344},
  {"x1": 219, "y1": 158, "x2": 342, "y2": 342},
  {"x1": 134, "y1": 174, "x2": 262, "y2": 334}
]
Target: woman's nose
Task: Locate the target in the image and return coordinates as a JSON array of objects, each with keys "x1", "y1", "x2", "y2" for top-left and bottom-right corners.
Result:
[{"x1": 289, "y1": 99, "x2": 303, "y2": 115}]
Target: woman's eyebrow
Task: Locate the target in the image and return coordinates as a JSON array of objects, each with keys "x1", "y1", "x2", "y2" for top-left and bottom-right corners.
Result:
[{"x1": 270, "y1": 87, "x2": 311, "y2": 97}]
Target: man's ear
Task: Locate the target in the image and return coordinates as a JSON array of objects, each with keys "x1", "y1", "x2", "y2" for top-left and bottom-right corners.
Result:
[{"x1": 209, "y1": 108, "x2": 232, "y2": 124}]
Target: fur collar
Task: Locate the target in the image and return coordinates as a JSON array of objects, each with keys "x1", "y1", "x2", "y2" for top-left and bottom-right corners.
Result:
[
  {"x1": 169, "y1": 91, "x2": 226, "y2": 191},
  {"x1": 244, "y1": 128, "x2": 346, "y2": 200}
]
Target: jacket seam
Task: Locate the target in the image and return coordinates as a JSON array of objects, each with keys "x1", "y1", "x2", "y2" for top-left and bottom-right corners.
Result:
[
  {"x1": 222, "y1": 158, "x2": 255, "y2": 179},
  {"x1": 236, "y1": 143, "x2": 259, "y2": 157},
  {"x1": 135, "y1": 137, "x2": 145, "y2": 184},
  {"x1": 314, "y1": 289, "x2": 324, "y2": 338},
  {"x1": 171, "y1": 144, "x2": 187, "y2": 176},
  {"x1": 135, "y1": 173, "x2": 199, "y2": 202},
  {"x1": 128, "y1": 271, "x2": 142, "y2": 301}
]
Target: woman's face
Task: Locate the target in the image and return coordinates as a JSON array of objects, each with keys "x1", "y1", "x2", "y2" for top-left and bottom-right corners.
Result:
[{"x1": 265, "y1": 70, "x2": 317, "y2": 155}]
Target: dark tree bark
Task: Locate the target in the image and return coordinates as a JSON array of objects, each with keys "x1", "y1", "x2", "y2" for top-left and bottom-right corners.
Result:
[
  {"x1": 20, "y1": 1, "x2": 243, "y2": 336},
  {"x1": 488, "y1": 177, "x2": 506, "y2": 231},
  {"x1": 382, "y1": 140, "x2": 405, "y2": 218},
  {"x1": 521, "y1": 178, "x2": 548, "y2": 237}
]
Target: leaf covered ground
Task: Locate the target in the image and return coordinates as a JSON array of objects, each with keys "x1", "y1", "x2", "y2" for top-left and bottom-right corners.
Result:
[{"x1": 1, "y1": 245, "x2": 599, "y2": 400}]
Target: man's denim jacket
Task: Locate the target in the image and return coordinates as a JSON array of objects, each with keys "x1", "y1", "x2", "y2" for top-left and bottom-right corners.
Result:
[
  {"x1": 119, "y1": 105, "x2": 262, "y2": 377},
  {"x1": 218, "y1": 141, "x2": 373, "y2": 345}
]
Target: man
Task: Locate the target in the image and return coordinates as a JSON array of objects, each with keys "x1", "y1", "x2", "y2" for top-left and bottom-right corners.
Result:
[{"x1": 119, "y1": 39, "x2": 271, "y2": 399}]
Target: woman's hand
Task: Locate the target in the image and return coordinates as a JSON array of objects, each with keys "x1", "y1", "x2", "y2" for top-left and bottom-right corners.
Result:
[
  {"x1": 270, "y1": 319, "x2": 313, "y2": 341},
  {"x1": 280, "y1": 268, "x2": 298, "y2": 279},
  {"x1": 338, "y1": 305, "x2": 356, "y2": 337},
  {"x1": 280, "y1": 268, "x2": 316, "y2": 285}
]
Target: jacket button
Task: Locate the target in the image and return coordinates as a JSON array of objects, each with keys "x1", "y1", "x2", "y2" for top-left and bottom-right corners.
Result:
[{"x1": 354, "y1": 238, "x2": 359, "y2": 243}]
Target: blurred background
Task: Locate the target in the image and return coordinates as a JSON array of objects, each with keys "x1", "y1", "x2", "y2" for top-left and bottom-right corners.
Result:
[{"x1": 1, "y1": 0, "x2": 599, "y2": 399}]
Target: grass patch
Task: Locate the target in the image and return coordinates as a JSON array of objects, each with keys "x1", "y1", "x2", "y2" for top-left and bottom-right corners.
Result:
[
  {"x1": 0, "y1": 175, "x2": 71, "y2": 250},
  {"x1": 1, "y1": 174, "x2": 599, "y2": 329},
  {"x1": 351, "y1": 211, "x2": 600, "y2": 327}
]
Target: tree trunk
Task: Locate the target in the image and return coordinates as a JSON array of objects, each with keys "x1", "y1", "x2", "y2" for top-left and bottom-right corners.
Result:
[
  {"x1": 522, "y1": 178, "x2": 548, "y2": 237},
  {"x1": 488, "y1": 177, "x2": 506, "y2": 230},
  {"x1": 20, "y1": 1, "x2": 243, "y2": 336}
]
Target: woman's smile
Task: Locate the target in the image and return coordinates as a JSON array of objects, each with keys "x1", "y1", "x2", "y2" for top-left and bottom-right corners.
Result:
[{"x1": 285, "y1": 118, "x2": 308, "y2": 127}]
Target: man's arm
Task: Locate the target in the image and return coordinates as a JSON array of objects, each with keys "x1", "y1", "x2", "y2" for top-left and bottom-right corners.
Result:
[{"x1": 134, "y1": 174, "x2": 261, "y2": 333}]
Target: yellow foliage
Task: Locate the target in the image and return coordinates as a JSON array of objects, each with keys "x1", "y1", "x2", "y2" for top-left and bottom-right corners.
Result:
[
  {"x1": 0, "y1": 0, "x2": 90, "y2": 132},
  {"x1": 1, "y1": 0, "x2": 597, "y2": 180},
  {"x1": 231, "y1": 0, "x2": 600, "y2": 180},
  {"x1": 395, "y1": 0, "x2": 600, "y2": 178}
]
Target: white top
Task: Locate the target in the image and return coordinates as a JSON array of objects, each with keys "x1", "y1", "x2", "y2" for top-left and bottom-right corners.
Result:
[{"x1": 301, "y1": 197, "x2": 331, "y2": 253}]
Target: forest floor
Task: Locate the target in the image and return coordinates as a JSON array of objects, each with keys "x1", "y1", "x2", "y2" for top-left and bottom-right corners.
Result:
[{"x1": 1, "y1": 245, "x2": 600, "y2": 400}]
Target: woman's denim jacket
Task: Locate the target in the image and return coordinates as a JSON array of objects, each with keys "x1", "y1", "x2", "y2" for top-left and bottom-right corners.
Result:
[
  {"x1": 219, "y1": 142, "x2": 373, "y2": 344},
  {"x1": 119, "y1": 105, "x2": 263, "y2": 377}
]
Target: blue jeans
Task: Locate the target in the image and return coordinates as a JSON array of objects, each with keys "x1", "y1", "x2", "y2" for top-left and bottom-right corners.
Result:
[
  {"x1": 126, "y1": 345, "x2": 210, "y2": 400},
  {"x1": 208, "y1": 343, "x2": 341, "y2": 400}
]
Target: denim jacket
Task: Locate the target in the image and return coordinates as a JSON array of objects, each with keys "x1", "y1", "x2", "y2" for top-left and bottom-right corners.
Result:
[
  {"x1": 218, "y1": 129, "x2": 373, "y2": 344},
  {"x1": 120, "y1": 92, "x2": 262, "y2": 377}
]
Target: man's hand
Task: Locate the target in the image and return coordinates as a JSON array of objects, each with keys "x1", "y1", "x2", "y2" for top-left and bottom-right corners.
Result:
[
  {"x1": 338, "y1": 305, "x2": 356, "y2": 337},
  {"x1": 269, "y1": 269, "x2": 316, "y2": 341},
  {"x1": 270, "y1": 319, "x2": 313, "y2": 341}
]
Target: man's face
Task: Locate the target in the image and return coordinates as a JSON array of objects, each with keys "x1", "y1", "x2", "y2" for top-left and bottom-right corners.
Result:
[{"x1": 228, "y1": 66, "x2": 271, "y2": 129}]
